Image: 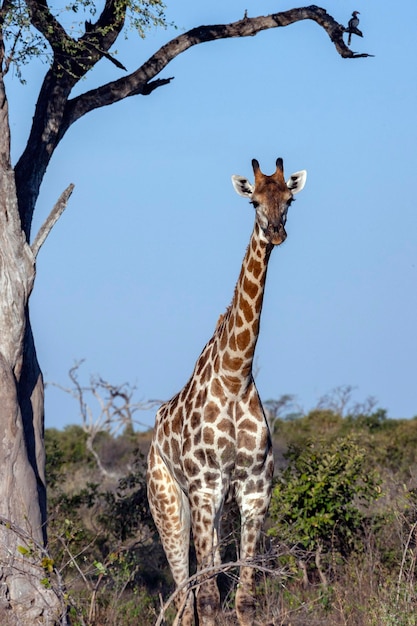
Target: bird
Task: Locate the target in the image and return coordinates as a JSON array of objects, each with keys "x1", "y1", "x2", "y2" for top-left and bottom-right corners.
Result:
[{"x1": 347, "y1": 11, "x2": 360, "y2": 46}]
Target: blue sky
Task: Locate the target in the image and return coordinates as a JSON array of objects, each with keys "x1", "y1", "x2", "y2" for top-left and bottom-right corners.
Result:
[{"x1": 6, "y1": 1, "x2": 417, "y2": 429}]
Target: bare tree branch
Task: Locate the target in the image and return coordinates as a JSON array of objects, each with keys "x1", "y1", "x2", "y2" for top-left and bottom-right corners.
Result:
[
  {"x1": 31, "y1": 183, "x2": 74, "y2": 258},
  {"x1": 316, "y1": 384, "x2": 356, "y2": 416},
  {"x1": 50, "y1": 361, "x2": 162, "y2": 478},
  {"x1": 63, "y1": 5, "x2": 373, "y2": 128}
]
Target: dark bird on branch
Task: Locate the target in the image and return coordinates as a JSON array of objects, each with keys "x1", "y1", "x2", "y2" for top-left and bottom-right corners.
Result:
[{"x1": 347, "y1": 11, "x2": 362, "y2": 46}]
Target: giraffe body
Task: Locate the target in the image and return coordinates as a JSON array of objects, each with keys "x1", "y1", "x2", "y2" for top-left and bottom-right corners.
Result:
[{"x1": 147, "y1": 158, "x2": 306, "y2": 626}]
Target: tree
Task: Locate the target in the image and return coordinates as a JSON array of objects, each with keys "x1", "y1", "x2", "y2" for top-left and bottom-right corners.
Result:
[
  {"x1": 0, "y1": 2, "x2": 371, "y2": 622},
  {"x1": 51, "y1": 360, "x2": 161, "y2": 478}
]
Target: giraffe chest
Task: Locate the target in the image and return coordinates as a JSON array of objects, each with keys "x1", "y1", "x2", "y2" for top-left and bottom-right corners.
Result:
[{"x1": 154, "y1": 383, "x2": 272, "y2": 497}]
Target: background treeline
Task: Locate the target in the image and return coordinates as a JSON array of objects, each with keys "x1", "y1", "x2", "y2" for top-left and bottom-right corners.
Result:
[{"x1": 44, "y1": 384, "x2": 417, "y2": 625}]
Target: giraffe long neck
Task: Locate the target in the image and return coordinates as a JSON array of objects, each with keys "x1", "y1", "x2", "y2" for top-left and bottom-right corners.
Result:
[{"x1": 215, "y1": 222, "x2": 273, "y2": 391}]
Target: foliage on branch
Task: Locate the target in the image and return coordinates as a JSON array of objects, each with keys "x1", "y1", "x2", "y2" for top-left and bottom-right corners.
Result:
[{"x1": 0, "y1": 0, "x2": 170, "y2": 79}]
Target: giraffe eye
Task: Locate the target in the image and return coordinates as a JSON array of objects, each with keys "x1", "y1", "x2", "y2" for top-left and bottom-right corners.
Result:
[{"x1": 251, "y1": 200, "x2": 259, "y2": 209}]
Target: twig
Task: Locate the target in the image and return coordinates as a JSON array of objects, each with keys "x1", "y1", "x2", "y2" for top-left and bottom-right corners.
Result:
[
  {"x1": 0, "y1": 513, "x2": 46, "y2": 553},
  {"x1": 154, "y1": 556, "x2": 287, "y2": 626},
  {"x1": 55, "y1": 533, "x2": 96, "y2": 589},
  {"x1": 396, "y1": 518, "x2": 417, "y2": 605},
  {"x1": 31, "y1": 183, "x2": 74, "y2": 258}
]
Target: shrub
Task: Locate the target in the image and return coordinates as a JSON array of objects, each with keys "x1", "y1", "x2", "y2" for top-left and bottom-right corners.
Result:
[{"x1": 268, "y1": 435, "x2": 382, "y2": 582}]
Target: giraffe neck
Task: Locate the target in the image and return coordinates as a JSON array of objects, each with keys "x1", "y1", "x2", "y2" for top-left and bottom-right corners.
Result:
[{"x1": 216, "y1": 222, "x2": 273, "y2": 390}]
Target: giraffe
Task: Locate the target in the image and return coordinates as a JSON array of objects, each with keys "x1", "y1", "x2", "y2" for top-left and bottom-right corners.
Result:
[{"x1": 146, "y1": 157, "x2": 307, "y2": 626}]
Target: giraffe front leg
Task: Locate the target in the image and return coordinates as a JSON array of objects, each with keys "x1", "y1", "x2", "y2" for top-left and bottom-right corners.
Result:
[
  {"x1": 190, "y1": 488, "x2": 222, "y2": 626},
  {"x1": 235, "y1": 479, "x2": 273, "y2": 625},
  {"x1": 146, "y1": 444, "x2": 194, "y2": 626},
  {"x1": 235, "y1": 518, "x2": 259, "y2": 626}
]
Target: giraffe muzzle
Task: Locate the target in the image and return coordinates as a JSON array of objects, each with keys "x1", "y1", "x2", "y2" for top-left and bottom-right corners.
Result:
[{"x1": 266, "y1": 222, "x2": 287, "y2": 245}]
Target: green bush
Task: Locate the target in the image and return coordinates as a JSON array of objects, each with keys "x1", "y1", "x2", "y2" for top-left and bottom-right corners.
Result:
[{"x1": 269, "y1": 435, "x2": 382, "y2": 558}]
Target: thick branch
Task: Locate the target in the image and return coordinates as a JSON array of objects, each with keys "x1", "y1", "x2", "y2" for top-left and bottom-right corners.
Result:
[
  {"x1": 25, "y1": 0, "x2": 71, "y2": 52},
  {"x1": 63, "y1": 5, "x2": 372, "y2": 127}
]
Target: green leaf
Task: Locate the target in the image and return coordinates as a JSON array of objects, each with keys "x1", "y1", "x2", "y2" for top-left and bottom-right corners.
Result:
[{"x1": 94, "y1": 560, "x2": 107, "y2": 576}]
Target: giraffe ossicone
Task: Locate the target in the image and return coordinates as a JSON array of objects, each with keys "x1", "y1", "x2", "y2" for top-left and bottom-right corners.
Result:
[{"x1": 147, "y1": 157, "x2": 306, "y2": 626}]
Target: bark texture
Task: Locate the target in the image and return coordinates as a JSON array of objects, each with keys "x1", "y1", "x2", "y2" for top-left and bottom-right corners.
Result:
[{"x1": 0, "y1": 74, "x2": 61, "y2": 622}]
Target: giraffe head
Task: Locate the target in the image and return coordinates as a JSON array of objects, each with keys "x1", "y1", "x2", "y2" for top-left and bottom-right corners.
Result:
[{"x1": 231, "y1": 158, "x2": 307, "y2": 245}]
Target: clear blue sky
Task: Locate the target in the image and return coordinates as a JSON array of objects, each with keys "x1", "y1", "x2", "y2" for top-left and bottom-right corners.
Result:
[{"x1": 6, "y1": 0, "x2": 417, "y2": 429}]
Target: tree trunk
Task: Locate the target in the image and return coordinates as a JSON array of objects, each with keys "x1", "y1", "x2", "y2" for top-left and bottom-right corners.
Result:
[{"x1": 0, "y1": 73, "x2": 61, "y2": 626}]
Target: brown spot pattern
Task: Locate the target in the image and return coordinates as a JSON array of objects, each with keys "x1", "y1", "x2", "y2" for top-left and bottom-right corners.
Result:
[
  {"x1": 222, "y1": 351, "x2": 243, "y2": 372},
  {"x1": 243, "y1": 275, "x2": 258, "y2": 300},
  {"x1": 210, "y1": 379, "x2": 226, "y2": 404},
  {"x1": 239, "y1": 418, "x2": 258, "y2": 432},
  {"x1": 236, "y1": 329, "x2": 251, "y2": 350},
  {"x1": 240, "y1": 295, "x2": 254, "y2": 323},
  {"x1": 204, "y1": 400, "x2": 221, "y2": 421},
  {"x1": 203, "y1": 427, "x2": 215, "y2": 445}
]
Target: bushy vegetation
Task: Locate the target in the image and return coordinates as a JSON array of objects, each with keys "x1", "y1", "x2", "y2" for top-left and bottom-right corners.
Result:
[{"x1": 44, "y1": 393, "x2": 417, "y2": 625}]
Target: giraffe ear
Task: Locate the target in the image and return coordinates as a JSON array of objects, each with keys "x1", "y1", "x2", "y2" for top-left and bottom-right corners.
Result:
[
  {"x1": 286, "y1": 170, "x2": 307, "y2": 194},
  {"x1": 231, "y1": 175, "x2": 254, "y2": 198}
]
